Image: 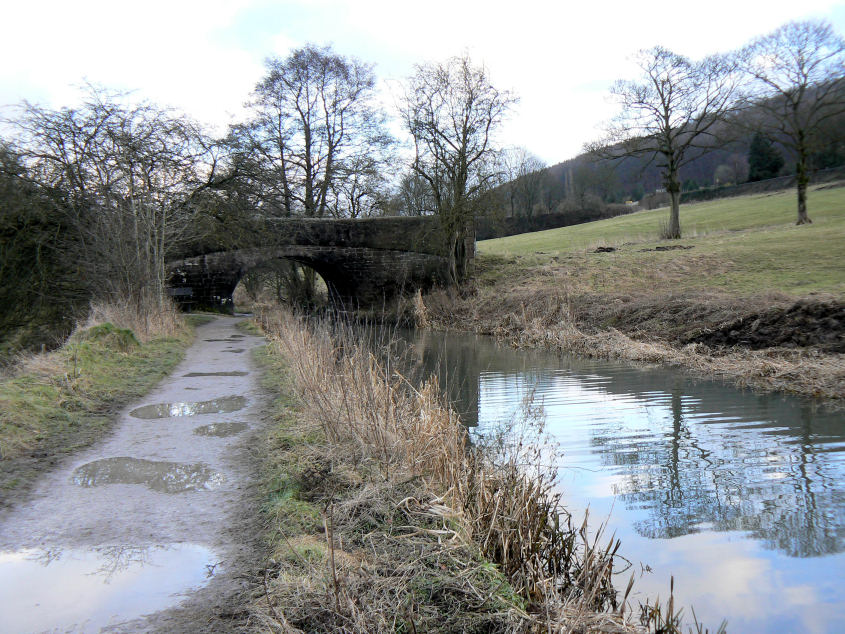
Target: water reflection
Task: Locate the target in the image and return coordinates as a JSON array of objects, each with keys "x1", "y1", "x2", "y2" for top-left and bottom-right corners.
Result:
[
  {"x1": 0, "y1": 543, "x2": 215, "y2": 632},
  {"x1": 193, "y1": 422, "x2": 249, "y2": 437},
  {"x1": 72, "y1": 457, "x2": 224, "y2": 493},
  {"x1": 130, "y1": 395, "x2": 247, "y2": 418},
  {"x1": 591, "y1": 386, "x2": 845, "y2": 557},
  {"x1": 399, "y1": 329, "x2": 845, "y2": 632}
]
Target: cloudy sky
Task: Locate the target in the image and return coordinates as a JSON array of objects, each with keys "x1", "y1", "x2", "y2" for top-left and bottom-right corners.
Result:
[{"x1": 3, "y1": 0, "x2": 844, "y2": 165}]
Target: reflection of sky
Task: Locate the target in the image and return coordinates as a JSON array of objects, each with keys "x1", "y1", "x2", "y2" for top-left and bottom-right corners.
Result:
[
  {"x1": 0, "y1": 544, "x2": 215, "y2": 632},
  {"x1": 474, "y1": 363, "x2": 845, "y2": 633}
]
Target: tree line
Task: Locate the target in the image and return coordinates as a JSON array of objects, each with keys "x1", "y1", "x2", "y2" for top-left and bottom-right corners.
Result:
[
  {"x1": 1, "y1": 18, "x2": 842, "y2": 351},
  {"x1": 444, "y1": 20, "x2": 845, "y2": 241},
  {"x1": 591, "y1": 19, "x2": 845, "y2": 236}
]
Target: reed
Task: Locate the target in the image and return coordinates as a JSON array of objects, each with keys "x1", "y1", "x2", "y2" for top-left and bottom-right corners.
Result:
[{"x1": 251, "y1": 306, "x2": 681, "y2": 632}]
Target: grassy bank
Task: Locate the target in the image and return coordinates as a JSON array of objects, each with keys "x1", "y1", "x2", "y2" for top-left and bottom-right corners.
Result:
[
  {"x1": 421, "y1": 185, "x2": 844, "y2": 400},
  {"x1": 247, "y1": 307, "x2": 718, "y2": 633},
  {"x1": 0, "y1": 304, "x2": 206, "y2": 502}
]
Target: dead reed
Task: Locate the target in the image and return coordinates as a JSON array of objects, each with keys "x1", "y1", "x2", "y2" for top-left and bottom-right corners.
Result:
[
  {"x1": 251, "y1": 307, "x2": 660, "y2": 633},
  {"x1": 422, "y1": 287, "x2": 845, "y2": 401},
  {"x1": 84, "y1": 297, "x2": 184, "y2": 342}
]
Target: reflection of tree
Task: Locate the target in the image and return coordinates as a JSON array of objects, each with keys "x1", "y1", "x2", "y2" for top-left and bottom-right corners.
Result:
[
  {"x1": 30, "y1": 547, "x2": 65, "y2": 567},
  {"x1": 28, "y1": 545, "x2": 158, "y2": 584},
  {"x1": 394, "y1": 328, "x2": 845, "y2": 558},
  {"x1": 593, "y1": 386, "x2": 844, "y2": 557},
  {"x1": 91, "y1": 545, "x2": 154, "y2": 583}
]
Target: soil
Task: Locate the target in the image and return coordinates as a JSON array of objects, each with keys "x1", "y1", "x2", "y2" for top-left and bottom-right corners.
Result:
[
  {"x1": 0, "y1": 316, "x2": 271, "y2": 632},
  {"x1": 687, "y1": 300, "x2": 845, "y2": 353}
]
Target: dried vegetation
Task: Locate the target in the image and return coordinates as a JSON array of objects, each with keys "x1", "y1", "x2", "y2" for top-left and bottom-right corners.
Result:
[
  {"x1": 249, "y1": 307, "x2": 719, "y2": 633},
  {"x1": 421, "y1": 283, "x2": 845, "y2": 401}
]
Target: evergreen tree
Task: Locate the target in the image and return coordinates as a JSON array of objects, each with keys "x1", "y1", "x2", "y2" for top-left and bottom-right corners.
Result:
[{"x1": 747, "y1": 133, "x2": 785, "y2": 182}]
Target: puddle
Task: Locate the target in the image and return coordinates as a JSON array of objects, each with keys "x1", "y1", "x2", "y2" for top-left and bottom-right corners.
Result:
[
  {"x1": 183, "y1": 371, "x2": 249, "y2": 378},
  {"x1": 129, "y1": 395, "x2": 247, "y2": 418},
  {"x1": 228, "y1": 334, "x2": 245, "y2": 339},
  {"x1": 72, "y1": 457, "x2": 224, "y2": 493},
  {"x1": 0, "y1": 543, "x2": 216, "y2": 632},
  {"x1": 225, "y1": 348, "x2": 245, "y2": 353},
  {"x1": 203, "y1": 338, "x2": 230, "y2": 342},
  {"x1": 184, "y1": 387, "x2": 200, "y2": 391},
  {"x1": 193, "y1": 422, "x2": 249, "y2": 437}
]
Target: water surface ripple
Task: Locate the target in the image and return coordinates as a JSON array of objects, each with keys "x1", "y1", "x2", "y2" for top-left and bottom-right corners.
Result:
[{"x1": 399, "y1": 329, "x2": 845, "y2": 633}]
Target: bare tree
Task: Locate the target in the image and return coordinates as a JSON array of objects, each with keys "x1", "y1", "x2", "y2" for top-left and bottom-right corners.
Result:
[
  {"x1": 239, "y1": 44, "x2": 394, "y2": 305},
  {"x1": 501, "y1": 147, "x2": 546, "y2": 217},
  {"x1": 392, "y1": 170, "x2": 435, "y2": 216},
  {"x1": 401, "y1": 54, "x2": 515, "y2": 283},
  {"x1": 590, "y1": 47, "x2": 741, "y2": 238},
  {"x1": 9, "y1": 87, "x2": 214, "y2": 313},
  {"x1": 739, "y1": 20, "x2": 845, "y2": 224},
  {"x1": 250, "y1": 44, "x2": 392, "y2": 219}
]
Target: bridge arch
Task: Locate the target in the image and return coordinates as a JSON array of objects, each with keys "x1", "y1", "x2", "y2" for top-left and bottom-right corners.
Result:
[{"x1": 167, "y1": 216, "x2": 466, "y2": 311}]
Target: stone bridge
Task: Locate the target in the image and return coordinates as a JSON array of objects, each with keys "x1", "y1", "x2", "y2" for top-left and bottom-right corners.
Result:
[{"x1": 167, "y1": 216, "x2": 469, "y2": 310}]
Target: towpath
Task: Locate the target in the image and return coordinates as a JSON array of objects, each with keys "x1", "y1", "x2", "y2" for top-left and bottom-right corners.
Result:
[{"x1": 0, "y1": 316, "x2": 268, "y2": 632}]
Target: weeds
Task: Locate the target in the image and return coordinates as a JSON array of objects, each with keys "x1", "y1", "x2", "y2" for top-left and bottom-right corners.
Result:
[{"x1": 251, "y1": 307, "x2": 655, "y2": 633}]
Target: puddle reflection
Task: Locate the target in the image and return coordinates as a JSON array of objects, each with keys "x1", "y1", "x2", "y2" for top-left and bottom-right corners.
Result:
[
  {"x1": 0, "y1": 543, "x2": 216, "y2": 632},
  {"x1": 130, "y1": 395, "x2": 247, "y2": 418},
  {"x1": 72, "y1": 457, "x2": 224, "y2": 493},
  {"x1": 193, "y1": 422, "x2": 249, "y2": 437}
]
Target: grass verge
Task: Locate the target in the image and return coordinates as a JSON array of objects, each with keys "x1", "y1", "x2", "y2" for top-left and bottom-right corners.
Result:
[
  {"x1": 247, "y1": 306, "x2": 719, "y2": 633},
  {"x1": 0, "y1": 307, "x2": 202, "y2": 503}
]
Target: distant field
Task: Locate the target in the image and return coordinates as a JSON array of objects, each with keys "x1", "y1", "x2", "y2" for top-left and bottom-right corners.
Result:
[{"x1": 477, "y1": 185, "x2": 845, "y2": 298}]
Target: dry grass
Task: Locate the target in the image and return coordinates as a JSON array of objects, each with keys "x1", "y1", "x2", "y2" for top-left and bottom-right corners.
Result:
[
  {"x1": 84, "y1": 298, "x2": 184, "y2": 342},
  {"x1": 250, "y1": 307, "x2": 667, "y2": 633},
  {"x1": 422, "y1": 287, "x2": 845, "y2": 401}
]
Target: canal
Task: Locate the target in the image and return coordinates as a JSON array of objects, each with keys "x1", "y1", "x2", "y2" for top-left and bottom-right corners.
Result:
[{"x1": 398, "y1": 328, "x2": 845, "y2": 633}]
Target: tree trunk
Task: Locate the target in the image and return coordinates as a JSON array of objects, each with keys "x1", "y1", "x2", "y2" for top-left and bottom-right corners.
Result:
[
  {"x1": 666, "y1": 171, "x2": 681, "y2": 239},
  {"x1": 795, "y1": 152, "x2": 812, "y2": 225}
]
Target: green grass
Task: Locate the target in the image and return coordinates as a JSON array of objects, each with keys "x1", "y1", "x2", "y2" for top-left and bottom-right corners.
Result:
[
  {"x1": 477, "y1": 185, "x2": 845, "y2": 298},
  {"x1": 0, "y1": 321, "x2": 193, "y2": 467}
]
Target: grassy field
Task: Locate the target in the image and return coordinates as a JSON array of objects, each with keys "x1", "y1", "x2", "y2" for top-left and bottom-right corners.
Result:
[{"x1": 478, "y1": 185, "x2": 845, "y2": 298}]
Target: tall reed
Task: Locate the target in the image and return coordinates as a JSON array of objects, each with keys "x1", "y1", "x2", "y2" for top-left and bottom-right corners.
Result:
[{"x1": 255, "y1": 306, "x2": 647, "y2": 631}]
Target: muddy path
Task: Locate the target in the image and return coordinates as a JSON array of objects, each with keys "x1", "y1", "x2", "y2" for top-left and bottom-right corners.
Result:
[{"x1": 0, "y1": 316, "x2": 269, "y2": 633}]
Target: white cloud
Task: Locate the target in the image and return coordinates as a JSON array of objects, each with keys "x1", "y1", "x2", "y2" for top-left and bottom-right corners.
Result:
[{"x1": 2, "y1": 0, "x2": 843, "y2": 161}]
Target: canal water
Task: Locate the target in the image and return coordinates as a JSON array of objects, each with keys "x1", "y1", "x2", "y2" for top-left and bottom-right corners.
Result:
[{"x1": 398, "y1": 328, "x2": 845, "y2": 633}]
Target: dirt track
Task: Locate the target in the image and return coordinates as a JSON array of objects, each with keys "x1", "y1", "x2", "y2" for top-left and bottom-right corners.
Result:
[{"x1": 0, "y1": 317, "x2": 268, "y2": 632}]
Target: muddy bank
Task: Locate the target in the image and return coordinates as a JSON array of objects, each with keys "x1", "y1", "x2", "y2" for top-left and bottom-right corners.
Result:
[
  {"x1": 420, "y1": 287, "x2": 845, "y2": 400},
  {"x1": 0, "y1": 317, "x2": 271, "y2": 632},
  {"x1": 686, "y1": 300, "x2": 845, "y2": 352}
]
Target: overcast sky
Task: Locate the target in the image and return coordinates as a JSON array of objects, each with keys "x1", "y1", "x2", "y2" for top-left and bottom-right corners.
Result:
[{"x1": 3, "y1": 0, "x2": 844, "y2": 165}]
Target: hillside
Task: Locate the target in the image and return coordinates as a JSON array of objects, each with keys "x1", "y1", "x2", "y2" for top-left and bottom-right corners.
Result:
[{"x1": 478, "y1": 184, "x2": 845, "y2": 298}]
